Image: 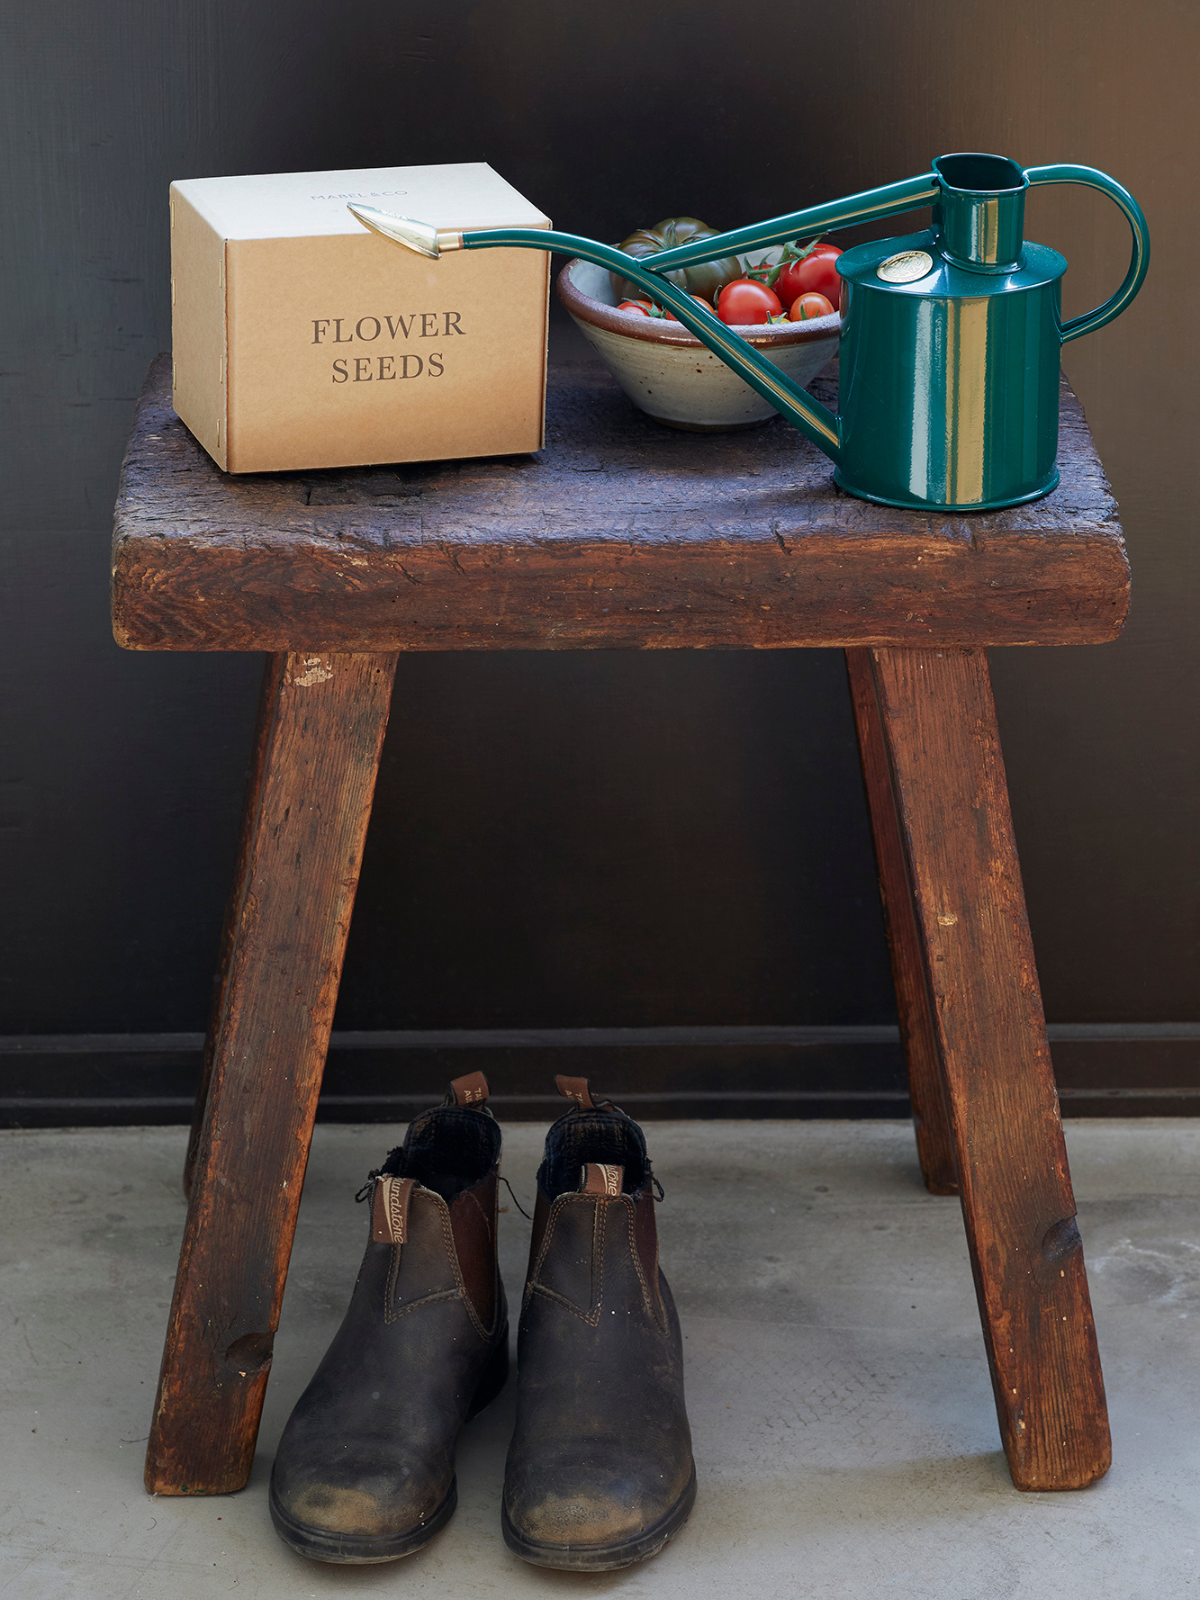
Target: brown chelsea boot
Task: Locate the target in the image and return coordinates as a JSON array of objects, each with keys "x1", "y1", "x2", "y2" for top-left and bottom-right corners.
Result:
[
  {"x1": 501, "y1": 1076, "x2": 696, "y2": 1570},
  {"x1": 269, "y1": 1073, "x2": 508, "y2": 1563}
]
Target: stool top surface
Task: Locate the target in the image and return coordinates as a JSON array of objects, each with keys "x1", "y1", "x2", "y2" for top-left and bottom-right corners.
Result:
[{"x1": 113, "y1": 353, "x2": 1127, "y2": 652}]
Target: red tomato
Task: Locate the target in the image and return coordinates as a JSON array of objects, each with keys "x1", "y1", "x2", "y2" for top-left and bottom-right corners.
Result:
[
  {"x1": 788, "y1": 292, "x2": 835, "y2": 322},
  {"x1": 776, "y1": 246, "x2": 844, "y2": 311},
  {"x1": 716, "y1": 279, "x2": 782, "y2": 325},
  {"x1": 617, "y1": 300, "x2": 653, "y2": 315},
  {"x1": 664, "y1": 293, "x2": 715, "y2": 321}
]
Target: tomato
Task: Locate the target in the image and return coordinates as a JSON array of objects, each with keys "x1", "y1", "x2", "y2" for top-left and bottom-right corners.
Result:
[
  {"x1": 611, "y1": 218, "x2": 742, "y2": 306},
  {"x1": 776, "y1": 245, "x2": 843, "y2": 311},
  {"x1": 663, "y1": 293, "x2": 715, "y2": 321},
  {"x1": 716, "y1": 279, "x2": 782, "y2": 325},
  {"x1": 788, "y1": 292, "x2": 835, "y2": 321},
  {"x1": 617, "y1": 300, "x2": 653, "y2": 315}
]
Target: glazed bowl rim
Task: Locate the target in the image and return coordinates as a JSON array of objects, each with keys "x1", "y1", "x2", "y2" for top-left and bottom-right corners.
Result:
[{"x1": 556, "y1": 256, "x2": 840, "y2": 349}]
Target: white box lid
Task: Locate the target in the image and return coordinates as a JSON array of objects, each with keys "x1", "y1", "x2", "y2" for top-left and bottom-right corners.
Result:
[{"x1": 170, "y1": 162, "x2": 549, "y2": 241}]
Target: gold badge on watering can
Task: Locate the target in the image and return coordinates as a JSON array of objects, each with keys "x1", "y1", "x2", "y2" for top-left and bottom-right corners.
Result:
[{"x1": 877, "y1": 250, "x2": 934, "y2": 283}]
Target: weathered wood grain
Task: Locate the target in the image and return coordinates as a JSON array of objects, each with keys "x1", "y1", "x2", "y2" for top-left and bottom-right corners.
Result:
[
  {"x1": 845, "y1": 648, "x2": 958, "y2": 1195},
  {"x1": 145, "y1": 649, "x2": 398, "y2": 1495},
  {"x1": 870, "y1": 645, "x2": 1110, "y2": 1490},
  {"x1": 112, "y1": 354, "x2": 1128, "y2": 653},
  {"x1": 182, "y1": 653, "x2": 281, "y2": 1199}
]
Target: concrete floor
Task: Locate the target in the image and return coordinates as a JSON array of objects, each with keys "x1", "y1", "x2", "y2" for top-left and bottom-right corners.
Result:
[{"x1": 0, "y1": 1119, "x2": 1197, "y2": 1599}]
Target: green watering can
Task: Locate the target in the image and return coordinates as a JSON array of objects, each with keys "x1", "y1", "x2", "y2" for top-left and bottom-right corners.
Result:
[{"x1": 349, "y1": 152, "x2": 1148, "y2": 511}]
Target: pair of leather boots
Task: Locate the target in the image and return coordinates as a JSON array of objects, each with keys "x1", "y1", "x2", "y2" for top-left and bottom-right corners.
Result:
[{"x1": 269, "y1": 1073, "x2": 695, "y2": 1571}]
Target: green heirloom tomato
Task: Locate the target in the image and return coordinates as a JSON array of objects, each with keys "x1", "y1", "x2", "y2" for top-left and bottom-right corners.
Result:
[{"x1": 610, "y1": 217, "x2": 742, "y2": 307}]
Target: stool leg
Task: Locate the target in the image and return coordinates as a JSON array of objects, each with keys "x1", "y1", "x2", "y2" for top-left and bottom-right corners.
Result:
[
  {"x1": 183, "y1": 656, "x2": 281, "y2": 1199},
  {"x1": 846, "y1": 648, "x2": 958, "y2": 1195},
  {"x1": 145, "y1": 649, "x2": 398, "y2": 1495},
  {"x1": 868, "y1": 644, "x2": 1110, "y2": 1491}
]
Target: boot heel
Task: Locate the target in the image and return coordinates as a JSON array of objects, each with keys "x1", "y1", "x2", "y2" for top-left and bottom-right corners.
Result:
[{"x1": 468, "y1": 1330, "x2": 510, "y2": 1418}]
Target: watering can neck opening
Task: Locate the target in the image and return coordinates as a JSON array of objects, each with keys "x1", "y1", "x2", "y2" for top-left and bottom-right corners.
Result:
[
  {"x1": 931, "y1": 152, "x2": 1029, "y2": 274},
  {"x1": 935, "y1": 240, "x2": 1027, "y2": 276}
]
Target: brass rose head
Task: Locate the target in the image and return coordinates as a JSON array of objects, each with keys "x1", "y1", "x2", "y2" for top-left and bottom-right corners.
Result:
[{"x1": 347, "y1": 204, "x2": 463, "y2": 258}]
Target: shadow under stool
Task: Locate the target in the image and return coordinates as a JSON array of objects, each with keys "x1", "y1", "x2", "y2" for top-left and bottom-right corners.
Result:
[{"x1": 112, "y1": 354, "x2": 1126, "y2": 1500}]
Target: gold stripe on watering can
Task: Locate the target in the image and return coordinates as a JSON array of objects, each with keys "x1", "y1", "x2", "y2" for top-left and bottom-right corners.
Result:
[{"x1": 943, "y1": 297, "x2": 989, "y2": 508}]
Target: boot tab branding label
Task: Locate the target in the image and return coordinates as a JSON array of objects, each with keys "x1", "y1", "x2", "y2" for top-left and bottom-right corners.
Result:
[
  {"x1": 372, "y1": 1175, "x2": 415, "y2": 1244},
  {"x1": 581, "y1": 1163, "x2": 624, "y2": 1197},
  {"x1": 449, "y1": 1071, "x2": 489, "y2": 1107},
  {"x1": 556, "y1": 1075, "x2": 595, "y2": 1110}
]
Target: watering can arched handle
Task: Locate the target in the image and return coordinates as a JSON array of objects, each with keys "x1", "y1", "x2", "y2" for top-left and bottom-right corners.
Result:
[{"x1": 1023, "y1": 164, "x2": 1150, "y2": 344}]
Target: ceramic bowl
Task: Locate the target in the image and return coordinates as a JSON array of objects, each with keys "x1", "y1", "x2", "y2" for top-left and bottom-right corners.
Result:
[{"x1": 556, "y1": 255, "x2": 840, "y2": 431}]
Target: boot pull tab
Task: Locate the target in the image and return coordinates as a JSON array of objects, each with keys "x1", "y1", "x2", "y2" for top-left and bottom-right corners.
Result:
[
  {"x1": 372, "y1": 1175, "x2": 415, "y2": 1243},
  {"x1": 555, "y1": 1074, "x2": 595, "y2": 1110},
  {"x1": 581, "y1": 1163, "x2": 624, "y2": 1196},
  {"x1": 448, "y1": 1071, "x2": 489, "y2": 1107}
]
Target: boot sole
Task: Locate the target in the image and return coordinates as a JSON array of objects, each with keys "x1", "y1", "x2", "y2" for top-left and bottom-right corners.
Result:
[
  {"x1": 270, "y1": 1332, "x2": 509, "y2": 1565},
  {"x1": 501, "y1": 1460, "x2": 697, "y2": 1572}
]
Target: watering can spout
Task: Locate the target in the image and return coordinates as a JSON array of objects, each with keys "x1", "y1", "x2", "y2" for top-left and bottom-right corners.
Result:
[
  {"x1": 347, "y1": 204, "x2": 845, "y2": 460},
  {"x1": 345, "y1": 173, "x2": 960, "y2": 460}
]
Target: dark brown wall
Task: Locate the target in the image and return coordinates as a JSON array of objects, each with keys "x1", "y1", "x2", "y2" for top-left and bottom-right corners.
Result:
[{"x1": 1, "y1": 0, "x2": 1196, "y2": 1109}]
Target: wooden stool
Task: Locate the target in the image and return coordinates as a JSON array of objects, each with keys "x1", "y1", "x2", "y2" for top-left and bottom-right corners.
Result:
[{"x1": 114, "y1": 354, "x2": 1125, "y2": 1499}]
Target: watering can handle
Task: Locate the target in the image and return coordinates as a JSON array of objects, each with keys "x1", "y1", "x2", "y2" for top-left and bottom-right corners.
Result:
[{"x1": 1023, "y1": 164, "x2": 1150, "y2": 344}]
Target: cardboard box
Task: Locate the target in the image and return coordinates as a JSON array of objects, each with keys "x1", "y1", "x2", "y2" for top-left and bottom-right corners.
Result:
[{"x1": 170, "y1": 164, "x2": 550, "y2": 473}]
